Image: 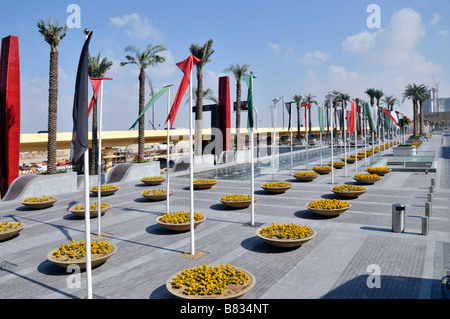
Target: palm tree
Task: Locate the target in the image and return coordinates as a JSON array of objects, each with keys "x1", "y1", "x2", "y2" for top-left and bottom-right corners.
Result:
[
  {"x1": 418, "y1": 89, "x2": 430, "y2": 135},
  {"x1": 37, "y1": 19, "x2": 67, "y2": 174},
  {"x1": 189, "y1": 39, "x2": 214, "y2": 156},
  {"x1": 224, "y1": 63, "x2": 250, "y2": 151},
  {"x1": 403, "y1": 83, "x2": 426, "y2": 136},
  {"x1": 88, "y1": 53, "x2": 113, "y2": 175},
  {"x1": 292, "y1": 94, "x2": 302, "y2": 140},
  {"x1": 324, "y1": 100, "x2": 331, "y2": 137},
  {"x1": 302, "y1": 93, "x2": 318, "y2": 139},
  {"x1": 382, "y1": 95, "x2": 399, "y2": 111},
  {"x1": 120, "y1": 44, "x2": 167, "y2": 162},
  {"x1": 186, "y1": 87, "x2": 218, "y2": 105},
  {"x1": 331, "y1": 90, "x2": 341, "y2": 137}
]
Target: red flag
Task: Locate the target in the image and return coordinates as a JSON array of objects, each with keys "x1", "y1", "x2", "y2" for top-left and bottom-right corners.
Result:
[
  {"x1": 382, "y1": 108, "x2": 398, "y2": 125},
  {"x1": 88, "y1": 77, "x2": 113, "y2": 116},
  {"x1": 348, "y1": 102, "x2": 357, "y2": 133},
  {"x1": 165, "y1": 55, "x2": 202, "y2": 127}
]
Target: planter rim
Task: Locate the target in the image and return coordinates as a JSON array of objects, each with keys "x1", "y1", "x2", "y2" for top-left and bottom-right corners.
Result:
[
  {"x1": 256, "y1": 227, "x2": 316, "y2": 248},
  {"x1": 306, "y1": 203, "x2": 351, "y2": 216},
  {"x1": 47, "y1": 243, "x2": 117, "y2": 269},
  {"x1": 156, "y1": 216, "x2": 206, "y2": 231},
  {"x1": 22, "y1": 197, "x2": 58, "y2": 209},
  {"x1": 0, "y1": 223, "x2": 25, "y2": 241}
]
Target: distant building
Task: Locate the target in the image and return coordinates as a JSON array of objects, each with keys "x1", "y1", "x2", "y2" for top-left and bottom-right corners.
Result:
[{"x1": 423, "y1": 88, "x2": 450, "y2": 113}]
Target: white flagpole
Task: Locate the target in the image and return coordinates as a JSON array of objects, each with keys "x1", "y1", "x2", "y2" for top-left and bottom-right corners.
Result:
[
  {"x1": 97, "y1": 80, "x2": 103, "y2": 237},
  {"x1": 355, "y1": 104, "x2": 358, "y2": 172},
  {"x1": 251, "y1": 75, "x2": 255, "y2": 226},
  {"x1": 344, "y1": 107, "x2": 347, "y2": 177},
  {"x1": 305, "y1": 106, "x2": 309, "y2": 170},
  {"x1": 166, "y1": 88, "x2": 171, "y2": 214},
  {"x1": 290, "y1": 105, "x2": 293, "y2": 174},
  {"x1": 83, "y1": 30, "x2": 92, "y2": 300},
  {"x1": 189, "y1": 70, "x2": 195, "y2": 256}
]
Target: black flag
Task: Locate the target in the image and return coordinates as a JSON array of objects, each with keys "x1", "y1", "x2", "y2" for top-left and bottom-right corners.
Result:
[
  {"x1": 70, "y1": 31, "x2": 93, "y2": 172},
  {"x1": 285, "y1": 102, "x2": 292, "y2": 131}
]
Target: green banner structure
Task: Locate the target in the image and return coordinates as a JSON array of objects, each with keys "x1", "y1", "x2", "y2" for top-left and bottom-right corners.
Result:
[
  {"x1": 317, "y1": 106, "x2": 325, "y2": 135},
  {"x1": 385, "y1": 110, "x2": 391, "y2": 130},
  {"x1": 244, "y1": 74, "x2": 255, "y2": 132},
  {"x1": 364, "y1": 103, "x2": 375, "y2": 133},
  {"x1": 128, "y1": 84, "x2": 173, "y2": 130}
]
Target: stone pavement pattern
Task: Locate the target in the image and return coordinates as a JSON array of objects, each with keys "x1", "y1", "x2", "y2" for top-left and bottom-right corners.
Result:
[{"x1": 0, "y1": 135, "x2": 449, "y2": 299}]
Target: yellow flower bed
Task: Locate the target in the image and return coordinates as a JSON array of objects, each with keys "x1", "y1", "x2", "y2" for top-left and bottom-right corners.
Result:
[
  {"x1": 172, "y1": 263, "x2": 250, "y2": 296},
  {"x1": 91, "y1": 185, "x2": 118, "y2": 191},
  {"x1": 53, "y1": 240, "x2": 112, "y2": 261},
  {"x1": 160, "y1": 211, "x2": 204, "y2": 224},
  {"x1": 193, "y1": 179, "x2": 216, "y2": 184},
  {"x1": 23, "y1": 196, "x2": 56, "y2": 203},
  {"x1": 333, "y1": 185, "x2": 366, "y2": 192},
  {"x1": 142, "y1": 176, "x2": 165, "y2": 181},
  {"x1": 367, "y1": 167, "x2": 390, "y2": 172},
  {"x1": 411, "y1": 141, "x2": 422, "y2": 147},
  {"x1": 308, "y1": 199, "x2": 349, "y2": 210},
  {"x1": 143, "y1": 188, "x2": 167, "y2": 195},
  {"x1": 355, "y1": 173, "x2": 380, "y2": 179},
  {"x1": 313, "y1": 166, "x2": 331, "y2": 170},
  {"x1": 294, "y1": 172, "x2": 318, "y2": 176},
  {"x1": 328, "y1": 161, "x2": 345, "y2": 165},
  {"x1": 260, "y1": 223, "x2": 312, "y2": 240},
  {"x1": 0, "y1": 221, "x2": 23, "y2": 232},
  {"x1": 74, "y1": 202, "x2": 109, "y2": 211},
  {"x1": 221, "y1": 194, "x2": 252, "y2": 201},
  {"x1": 262, "y1": 182, "x2": 291, "y2": 188}
]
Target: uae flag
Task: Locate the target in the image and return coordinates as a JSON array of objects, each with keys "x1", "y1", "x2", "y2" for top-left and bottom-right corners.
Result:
[{"x1": 382, "y1": 108, "x2": 398, "y2": 125}]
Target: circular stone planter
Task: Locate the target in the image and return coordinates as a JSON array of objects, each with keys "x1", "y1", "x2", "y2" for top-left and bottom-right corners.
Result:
[
  {"x1": 313, "y1": 168, "x2": 332, "y2": 175},
  {"x1": 329, "y1": 163, "x2": 345, "y2": 169},
  {"x1": 141, "y1": 178, "x2": 165, "y2": 186},
  {"x1": 256, "y1": 227, "x2": 316, "y2": 248},
  {"x1": 193, "y1": 181, "x2": 217, "y2": 190},
  {"x1": 306, "y1": 203, "x2": 351, "y2": 217},
  {"x1": 0, "y1": 223, "x2": 25, "y2": 241},
  {"x1": 90, "y1": 187, "x2": 119, "y2": 196},
  {"x1": 47, "y1": 244, "x2": 117, "y2": 270},
  {"x1": 342, "y1": 158, "x2": 356, "y2": 164},
  {"x1": 331, "y1": 187, "x2": 367, "y2": 199},
  {"x1": 142, "y1": 190, "x2": 174, "y2": 201},
  {"x1": 69, "y1": 203, "x2": 112, "y2": 218},
  {"x1": 156, "y1": 216, "x2": 206, "y2": 232},
  {"x1": 166, "y1": 266, "x2": 255, "y2": 299},
  {"x1": 220, "y1": 197, "x2": 258, "y2": 209},
  {"x1": 293, "y1": 174, "x2": 318, "y2": 182},
  {"x1": 261, "y1": 183, "x2": 292, "y2": 193},
  {"x1": 353, "y1": 177, "x2": 381, "y2": 185},
  {"x1": 22, "y1": 197, "x2": 58, "y2": 210},
  {"x1": 366, "y1": 168, "x2": 392, "y2": 176}
]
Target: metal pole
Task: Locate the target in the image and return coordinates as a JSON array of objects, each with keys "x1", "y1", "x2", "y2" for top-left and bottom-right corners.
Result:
[
  {"x1": 97, "y1": 80, "x2": 103, "y2": 237},
  {"x1": 166, "y1": 88, "x2": 171, "y2": 215},
  {"x1": 189, "y1": 70, "x2": 195, "y2": 256}
]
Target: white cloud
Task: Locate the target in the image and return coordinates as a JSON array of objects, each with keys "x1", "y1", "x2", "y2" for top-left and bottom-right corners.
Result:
[
  {"x1": 268, "y1": 43, "x2": 281, "y2": 54},
  {"x1": 430, "y1": 13, "x2": 441, "y2": 26},
  {"x1": 439, "y1": 29, "x2": 448, "y2": 37},
  {"x1": 300, "y1": 51, "x2": 330, "y2": 66},
  {"x1": 109, "y1": 13, "x2": 163, "y2": 41}
]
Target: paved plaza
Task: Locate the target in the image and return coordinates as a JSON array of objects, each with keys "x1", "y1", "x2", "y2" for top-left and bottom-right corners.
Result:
[{"x1": 1, "y1": 134, "x2": 449, "y2": 300}]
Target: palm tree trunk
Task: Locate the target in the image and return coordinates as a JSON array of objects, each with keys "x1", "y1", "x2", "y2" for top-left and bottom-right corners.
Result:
[
  {"x1": 308, "y1": 108, "x2": 312, "y2": 139},
  {"x1": 194, "y1": 72, "x2": 203, "y2": 156},
  {"x1": 413, "y1": 100, "x2": 419, "y2": 136},
  {"x1": 236, "y1": 81, "x2": 242, "y2": 151},
  {"x1": 90, "y1": 100, "x2": 98, "y2": 175},
  {"x1": 419, "y1": 101, "x2": 424, "y2": 135},
  {"x1": 138, "y1": 70, "x2": 146, "y2": 162},
  {"x1": 47, "y1": 51, "x2": 58, "y2": 174},
  {"x1": 297, "y1": 105, "x2": 301, "y2": 140}
]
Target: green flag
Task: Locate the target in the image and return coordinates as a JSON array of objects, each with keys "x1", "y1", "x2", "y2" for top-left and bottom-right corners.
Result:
[
  {"x1": 128, "y1": 84, "x2": 173, "y2": 130},
  {"x1": 317, "y1": 106, "x2": 325, "y2": 135},
  {"x1": 364, "y1": 103, "x2": 375, "y2": 133},
  {"x1": 244, "y1": 74, "x2": 255, "y2": 131}
]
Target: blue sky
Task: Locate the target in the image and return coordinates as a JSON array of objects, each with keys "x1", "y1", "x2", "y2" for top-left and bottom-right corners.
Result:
[{"x1": 2, "y1": 0, "x2": 449, "y2": 133}]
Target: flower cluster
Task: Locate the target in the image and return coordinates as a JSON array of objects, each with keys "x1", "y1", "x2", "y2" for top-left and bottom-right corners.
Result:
[
  {"x1": 411, "y1": 141, "x2": 422, "y2": 147},
  {"x1": 92, "y1": 185, "x2": 118, "y2": 191},
  {"x1": 221, "y1": 194, "x2": 252, "y2": 202},
  {"x1": 193, "y1": 179, "x2": 216, "y2": 184},
  {"x1": 333, "y1": 185, "x2": 366, "y2": 192},
  {"x1": 53, "y1": 240, "x2": 112, "y2": 261},
  {"x1": 262, "y1": 182, "x2": 291, "y2": 188},
  {"x1": 260, "y1": 223, "x2": 311, "y2": 240},
  {"x1": 367, "y1": 167, "x2": 390, "y2": 172},
  {"x1": 23, "y1": 196, "x2": 55, "y2": 203},
  {"x1": 0, "y1": 221, "x2": 22, "y2": 232},
  {"x1": 74, "y1": 202, "x2": 109, "y2": 211},
  {"x1": 328, "y1": 161, "x2": 345, "y2": 165},
  {"x1": 355, "y1": 173, "x2": 380, "y2": 179},
  {"x1": 142, "y1": 176, "x2": 165, "y2": 181},
  {"x1": 172, "y1": 263, "x2": 250, "y2": 296},
  {"x1": 160, "y1": 211, "x2": 204, "y2": 224},
  {"x1": 342, "y1": 157, "x2": 355, "y2": 162},
  {"x1": 308, "y1": 199, "x2": 349, "y2": 210},
  {"x1": 313, "y1": 166, "x2": 331, "y2": 170},
  {"x1": 294, "y1": 172, "x2": 318, "y2": 176},
  {"x1": 143, "y1": 188, "x2": 167, "y2": 195}
]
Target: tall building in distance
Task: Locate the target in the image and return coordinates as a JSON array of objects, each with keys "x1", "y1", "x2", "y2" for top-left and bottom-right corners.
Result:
[{"x1": 424, "y1": 88, "x2": 450, "y2": 113}]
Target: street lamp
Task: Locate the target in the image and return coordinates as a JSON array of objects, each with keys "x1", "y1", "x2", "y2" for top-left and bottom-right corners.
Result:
[{"x1": 325, "y1": 93, "x2": 337, "y2": 184}]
